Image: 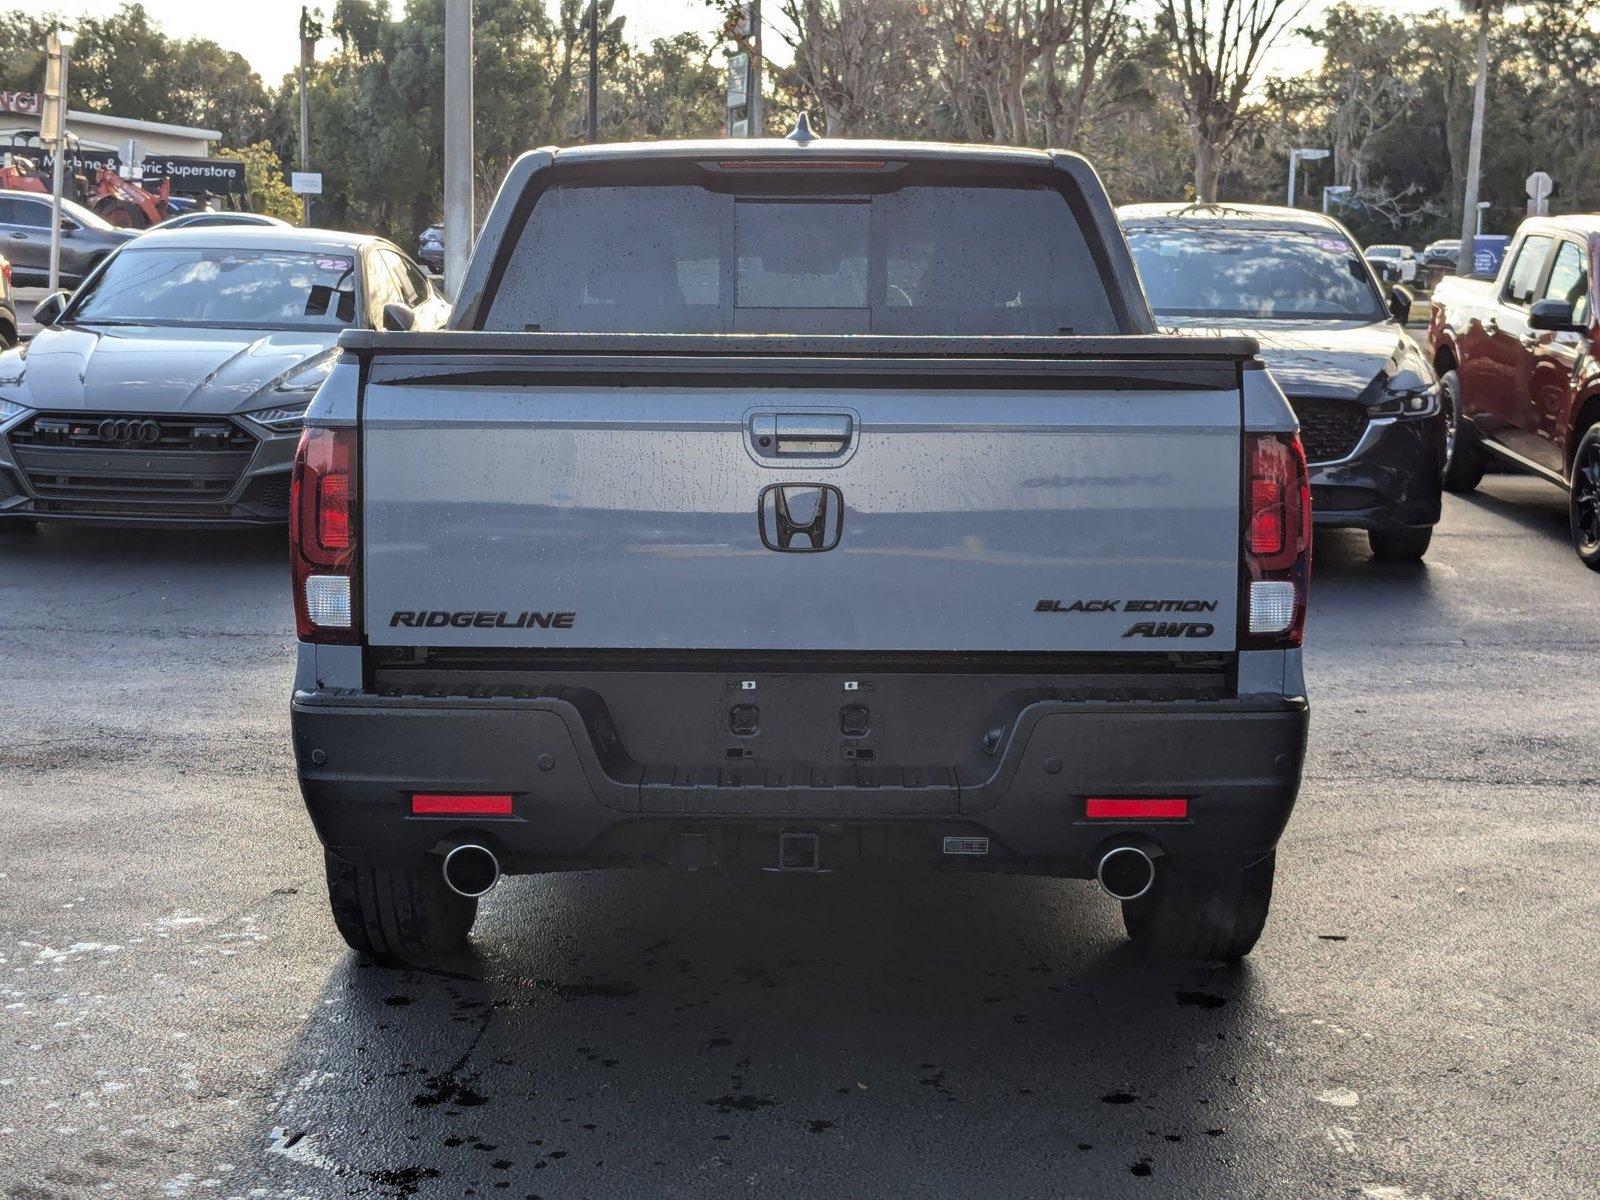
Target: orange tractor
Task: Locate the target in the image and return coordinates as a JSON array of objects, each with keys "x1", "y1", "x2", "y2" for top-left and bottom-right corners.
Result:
[{"x1": 1, "y1": 152, "x2": 194, "y2": 227}]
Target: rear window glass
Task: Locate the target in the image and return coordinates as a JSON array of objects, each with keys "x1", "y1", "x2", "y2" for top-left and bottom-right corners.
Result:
[{"x1": 482, "y1": 182, "x2": 1116, "y2": 335}]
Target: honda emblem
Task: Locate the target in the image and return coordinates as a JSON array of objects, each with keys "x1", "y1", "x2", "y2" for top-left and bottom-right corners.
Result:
[{"x1": 758, "y1": 483, "x2": 844, "y2": 553}]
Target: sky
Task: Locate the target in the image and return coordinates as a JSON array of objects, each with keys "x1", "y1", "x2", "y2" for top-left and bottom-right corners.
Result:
[{"x1": 43, "y1": 0, "x2": 1456, "y2": 91}]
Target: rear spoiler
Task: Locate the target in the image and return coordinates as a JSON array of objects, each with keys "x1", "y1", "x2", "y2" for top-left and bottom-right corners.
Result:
[
  {"x1": 337, "y1": 332, "x2": 1262, "y2": 394},
  {"x1": 339, "y1": 330, "x2": 1260, "y2": 362}
]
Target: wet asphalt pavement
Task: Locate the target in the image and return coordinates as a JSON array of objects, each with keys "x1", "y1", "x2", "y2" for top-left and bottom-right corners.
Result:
[{"x1": 2, "y1": 477, "x2": 1597, "y2": 1200}]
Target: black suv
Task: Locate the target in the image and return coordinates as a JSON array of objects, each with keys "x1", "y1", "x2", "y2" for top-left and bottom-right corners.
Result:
[{"x1": 1121, "y1": 202, "x2": 1445, "y2": 561}]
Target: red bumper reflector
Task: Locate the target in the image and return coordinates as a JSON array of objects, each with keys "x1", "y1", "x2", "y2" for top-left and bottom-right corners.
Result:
[
  {"x1": 411, "y1": 793, "x2": 513, "y2": 816},
  {"x1": 1085, "y1": 797, "x2": 1189, "y2": 820}
]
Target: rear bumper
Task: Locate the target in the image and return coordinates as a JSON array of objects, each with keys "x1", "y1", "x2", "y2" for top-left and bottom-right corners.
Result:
[
  {"x1": 1309, "y1": 412, "x2": 1444, "y2": 531},
  {"x1": 292, "y1": 689, "x2": 1309, "y2": 879}
]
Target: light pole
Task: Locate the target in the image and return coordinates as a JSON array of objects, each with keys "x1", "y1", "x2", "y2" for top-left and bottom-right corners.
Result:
[
  {"x1": 1287, "y1": 148, "x2": 1330, "y2": 208},
  {"x1": 443, "y1": 0, "x2": 474, "y2": 296},
  {"x1": 44, "y1": 27, "x2": 76, "y2": 294}
]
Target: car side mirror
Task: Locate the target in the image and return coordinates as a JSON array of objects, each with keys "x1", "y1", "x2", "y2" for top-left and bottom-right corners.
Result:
[
  {"x1": 1388, "y1": 285, "x2": 1412, "y2": 325},
  {"x1": 1529, "y1": 297, "x2": 1584, "y2": 333},
  {"x1": 32, "y1": 289, "x2": 70, "y2": 327},
  {"x1": 381, "y1": 302, "x2": 416, "y2": 332}
]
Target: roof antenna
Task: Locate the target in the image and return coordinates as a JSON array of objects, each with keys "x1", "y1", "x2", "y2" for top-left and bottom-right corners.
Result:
[{"x1": 787, "y1": 112, "x2": 817, "y2": 145}]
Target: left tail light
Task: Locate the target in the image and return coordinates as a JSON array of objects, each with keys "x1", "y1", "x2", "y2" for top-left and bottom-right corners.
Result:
[
  {"x1": 1240, "y1": 432, "x2": 1311, "y2": 649},
  {"x1": 291, "y1": 425, "x2": 359, "y2": 643}
]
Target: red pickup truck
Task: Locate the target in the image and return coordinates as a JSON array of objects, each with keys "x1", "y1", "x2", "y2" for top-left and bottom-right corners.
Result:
[{"x1": 1428, "y1": 217, "x2": 1600, "y2": 568}]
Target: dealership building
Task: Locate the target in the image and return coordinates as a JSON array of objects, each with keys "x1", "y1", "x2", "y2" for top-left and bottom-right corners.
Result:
[{"x1": 1, "y1": 93, "x2": 219, "y2": 159}]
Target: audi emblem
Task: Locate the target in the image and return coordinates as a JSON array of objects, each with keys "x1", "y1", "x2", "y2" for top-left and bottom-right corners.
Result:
[{"x1": 97, "y1": 418, "x2": 163, "y2": 446}]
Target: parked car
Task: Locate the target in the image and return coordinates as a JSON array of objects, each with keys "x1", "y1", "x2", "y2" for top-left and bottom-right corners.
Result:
[
  {"x1": 292, "y1": 137, "x2": 1311, "y2": 968},
  {"x1": 1121, "y1": 202, "x2": 1444, "y2": 561},
  {"x1": 1428, "y1": 215, "x2": 1600, "y2": 568},
  {"x1": 1364, "y1": 243, "x2": 1418, "y2": 285},
  {"x1": 154, "y1": 210, "x2": 292, "y2": 231},
  {"x1": 417, "y1": 223, "x2": 444, "y2": 274},
  {"x1": 0, "y1": 253, "x2": 15, "y2": 347},
  {"x1": 1423, "y1": 238, "x2": 1461, "y2": 271},
  {"x1": 0, "y1": 188, "x2": 138, "y2": 286},
  {"x1": 0, "y1": 227, "x2": 448, "y2": 528}
]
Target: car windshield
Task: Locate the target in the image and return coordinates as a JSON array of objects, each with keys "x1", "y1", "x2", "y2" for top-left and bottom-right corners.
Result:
[
  {"x1": 1367, "y1": 246, "x2": 1403, "y2": 257},
  {"x1": 1127, "y1": 224, "x2": 1386, "y2": 321},
  {"x1": 67, "y1": 246, "x2": 359, "y2": 328}
]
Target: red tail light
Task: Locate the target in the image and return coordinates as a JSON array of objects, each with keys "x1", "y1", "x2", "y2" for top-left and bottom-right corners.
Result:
[
  {"x1": 1, "y1": 257, "x2": 11, "y2": 287},
  {"x1": 291, "y1": 425, "x2": 359, "y2": 643},
  {"x1": 1241, "y1": 433, "x2": 1310, "y2": 649}
]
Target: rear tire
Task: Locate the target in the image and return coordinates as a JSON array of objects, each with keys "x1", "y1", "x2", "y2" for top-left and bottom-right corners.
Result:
[
  {"x1": 1368, "y1": 526, "x2": 1433, "y2": 562},
  {"x1": 1439, "y1": 369, "x2": 1485, "y2": 493},
  {"x1": 1122, "y1": 852, "x2": 1275, "y2": 961},
  {"x1": 323, "y1": 850, "x2": 477, "y2": 965},
  {"x1": 1569, "y1": 423, "x2": 1600, "y2": 571},
  {"x1": 93, "y1": 198, "x2": 147, "y2": 229}
]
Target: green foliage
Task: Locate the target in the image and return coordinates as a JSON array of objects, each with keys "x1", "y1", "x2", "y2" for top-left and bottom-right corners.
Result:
[
  {"x1": 0, "y1": 3, "x2": 268, "y2": 145},
  {"x1": 218, "y1": 141, "x2": 303, "y2": 223}
]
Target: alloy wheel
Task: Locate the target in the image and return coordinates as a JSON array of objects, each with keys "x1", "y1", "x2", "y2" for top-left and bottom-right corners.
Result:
[{"x1": 1574, "y1": 439, "x2": 1600, "y2": 555}]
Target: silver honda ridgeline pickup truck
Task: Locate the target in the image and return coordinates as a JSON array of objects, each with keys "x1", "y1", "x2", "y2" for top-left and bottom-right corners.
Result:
[{"x1": 289, "y1": 137, "x2": 1310, "y2": 965}]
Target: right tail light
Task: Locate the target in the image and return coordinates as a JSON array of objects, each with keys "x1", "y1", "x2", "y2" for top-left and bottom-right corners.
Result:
[
  {"x1": 1241, "y1": 432, "x2": 1311, "y2": 649},
  {"x1": 290, "y1": 425, "x2": 359, "y2": 643}
]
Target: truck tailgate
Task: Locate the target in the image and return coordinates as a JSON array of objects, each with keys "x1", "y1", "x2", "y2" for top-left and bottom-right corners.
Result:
[{"x1": 359, "y1": 342, "x2": 1244, "y2": 654}]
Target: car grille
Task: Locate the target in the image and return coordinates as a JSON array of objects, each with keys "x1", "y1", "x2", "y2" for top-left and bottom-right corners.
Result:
[
  {"x1": 5, "y1": 412, "x2": 258, "y2": 515},
  {"x1": 1288, "y1": 398, "x2": 1368, "y2": 464}
]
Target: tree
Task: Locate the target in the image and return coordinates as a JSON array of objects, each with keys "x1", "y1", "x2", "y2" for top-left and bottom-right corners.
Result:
[
  {"x1": 219, "y1": 141, "x2": 303, "y2": 221},
  {"x1": 1301, "y1": 5, "x2": 1418, "y2": 192},
  {"x1": 776, "y1": 0, "x2": 933, "y2": 136},
  {"x1": 1157, "y1": 0, "x2": 1309, "y2": 202}
]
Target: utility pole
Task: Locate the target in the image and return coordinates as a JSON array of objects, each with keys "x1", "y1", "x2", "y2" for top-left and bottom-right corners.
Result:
[
  {"x1": 587, "y1": 1, "x2": 599, "y2": 143},
  {"x1": 43, "y1": 29, "x2": 74, "y2": 294},
  {"x1": 1457, "y1": 0, "x2": 1492, "y2": 275},
  {"x1": 748, "y1": 0, "x2": 762, "y2": 137},
  {"x1": 298, "y1": 6, "x2": 317, "y2": 227},
  {"x1": 444, "y1": 0, "x2": 475, "y2": 296}
]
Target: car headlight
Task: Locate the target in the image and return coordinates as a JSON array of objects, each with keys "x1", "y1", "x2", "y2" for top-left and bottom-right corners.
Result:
[
  {"x1": 1368, "y1": 380, "x2": 1439, "y2": 418},
  {"x1": 244, "y1": 356, "x2": 337, "y2": 431},
  {"x1": 246, "y1": 400, "x2": 314, "y2": 431},
  {"x1": 1367, "y1": 347, "x2": 1441, "y2": 418},
  {"x1": 0, "y1": 397, "x2": 29, "y2": 423}
]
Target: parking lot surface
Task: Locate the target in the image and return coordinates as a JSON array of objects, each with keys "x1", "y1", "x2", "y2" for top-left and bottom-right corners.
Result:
[{"x1": 2, "y1": 479, "x2": 1596, "y2": 1199}]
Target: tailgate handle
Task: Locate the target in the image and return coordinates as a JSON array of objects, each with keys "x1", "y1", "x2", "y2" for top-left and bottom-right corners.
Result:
[{"x1": 749, "y1": 412, "x2": 854, "y2": 459}]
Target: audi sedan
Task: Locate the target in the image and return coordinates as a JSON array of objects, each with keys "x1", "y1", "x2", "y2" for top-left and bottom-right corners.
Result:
[{"x1": 0, "y1": 226, "x2": 447, "y2": 529}]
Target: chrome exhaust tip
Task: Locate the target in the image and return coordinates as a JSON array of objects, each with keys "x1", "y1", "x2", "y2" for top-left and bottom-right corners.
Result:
[
  {"x1": 1096, "y1": 845, "x2": 1155, "y2": 901},
  {"x1": 441, "y1": 843, "x2": 500, "y2": 898}
]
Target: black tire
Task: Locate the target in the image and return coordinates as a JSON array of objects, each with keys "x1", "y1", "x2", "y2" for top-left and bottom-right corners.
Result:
[
  {"x1": 323, "y1": 849, "x2": 477, "y2": 965},
  {"x1": 1570, "y1": 423, "x2": 1600, "y2": 571},
  {"x1": 1368, "y1": 525, "x2": 1433, "y2": 562},
  {"x1": 1122, "y1": 852, "x2": 1276, "y2": 961},
  {"x1": 1439, "y1": 369, "x2": 1485, "y2": 493}
]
